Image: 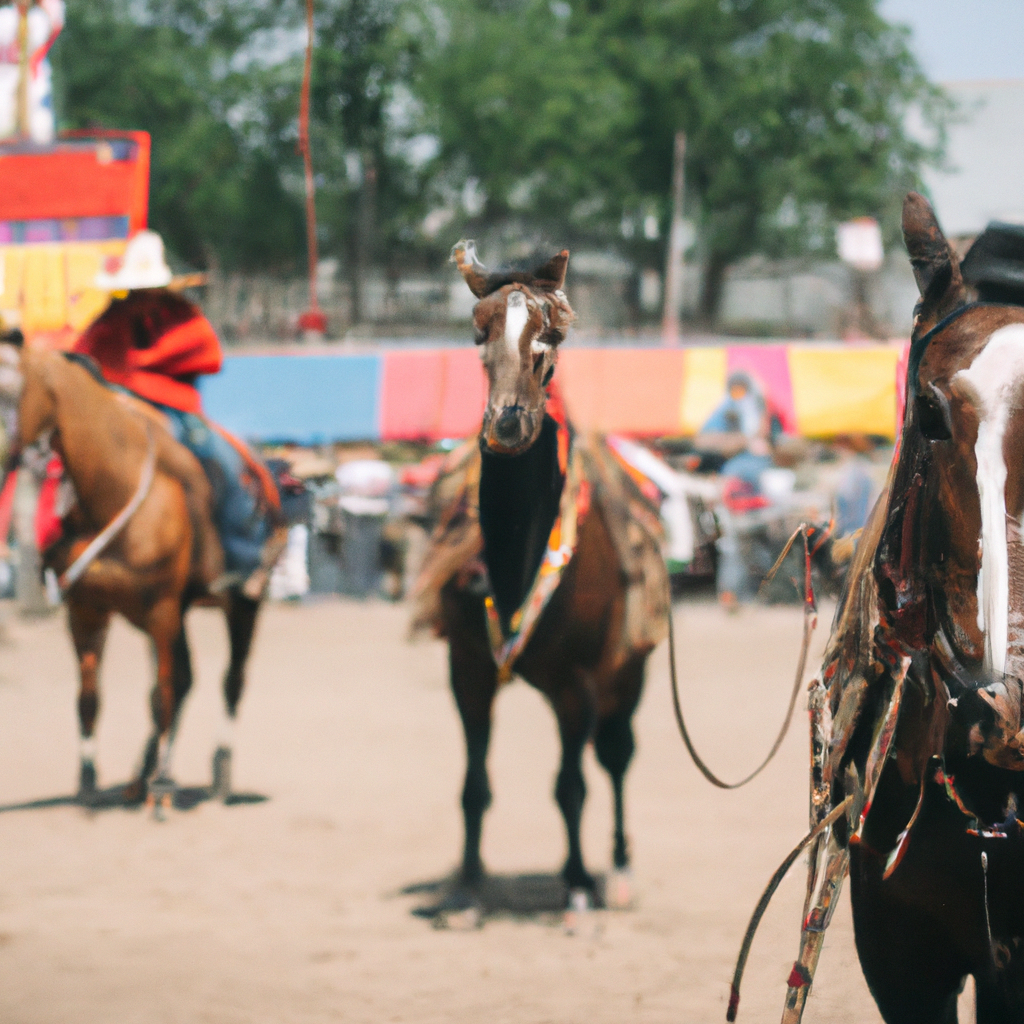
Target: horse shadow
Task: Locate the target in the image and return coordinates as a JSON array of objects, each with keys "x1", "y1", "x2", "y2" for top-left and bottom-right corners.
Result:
[
  {"x1": 402, "y1": 870, "x2": 616, "y2": 921},
  {"x1": 0, "y1": 783, "x2": 269, "y2": 814}
]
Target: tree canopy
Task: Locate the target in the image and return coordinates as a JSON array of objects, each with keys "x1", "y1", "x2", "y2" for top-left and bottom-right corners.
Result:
[{"x1": 51, "y1": 0, "x2": 948, "y2": 322}]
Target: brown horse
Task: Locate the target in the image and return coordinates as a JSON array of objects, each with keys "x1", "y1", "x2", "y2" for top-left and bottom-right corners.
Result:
[
  {"x1": 415, "y1": 243, "x2": 667, "y2": 915},
  {"x1": 0, "y1": 343, "x2": 273, "y2": 807},
  {"x1": 759, "y1": 194, "x2": 1024, "y2": 1024}
]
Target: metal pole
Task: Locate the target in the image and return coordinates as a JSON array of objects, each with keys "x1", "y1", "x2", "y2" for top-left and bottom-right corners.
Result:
[
  {"x1": 298, "y1": 0, "x2": 322, "y2": 320},
  {"x1": 15, "y1": 1, "x2": 30, "y2": 139},
  {"x1": 661, "y1": 131, "x2": 686, "y2": 347}
]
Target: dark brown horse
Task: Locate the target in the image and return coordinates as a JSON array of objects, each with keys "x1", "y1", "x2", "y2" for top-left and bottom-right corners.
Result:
[
  {"x1": 415, "y1": 243, "x2": 666, "y2": 916},
  {"x1": 0, "y1": 344, "x2": 277, "y2": 808},
  {"x1": 761, "y1": 194, "x2": 1024, "y2": 1023}
]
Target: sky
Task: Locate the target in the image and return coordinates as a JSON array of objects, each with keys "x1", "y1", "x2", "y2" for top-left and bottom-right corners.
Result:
[{"x1": 880, "y1": 0, "x2": 1024, "y2": 82}]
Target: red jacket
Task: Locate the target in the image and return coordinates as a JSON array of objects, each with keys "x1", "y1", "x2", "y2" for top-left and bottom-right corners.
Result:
[{"x1": 74, "y1": 291, "x2": 222, "y2": 413}]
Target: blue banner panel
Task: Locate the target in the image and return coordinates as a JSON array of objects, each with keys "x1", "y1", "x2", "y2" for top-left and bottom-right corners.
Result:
[{"x1": 202, "y1": 354, "x2": 382, "y2": 443}]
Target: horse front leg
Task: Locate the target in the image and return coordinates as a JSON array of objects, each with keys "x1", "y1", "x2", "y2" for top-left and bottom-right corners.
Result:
[
  {"x1": 450, "y1": 635, "x2": 498, "y2": 887},
  {"x1": 67, "y1": 600, "x2": 111, "y2": 804},
  {"x1": 213, "y1": 590, "x2": 261, "y2": 801},
  {"x1": 553, "y1": 668, "x2": 597, "y2": 903}
]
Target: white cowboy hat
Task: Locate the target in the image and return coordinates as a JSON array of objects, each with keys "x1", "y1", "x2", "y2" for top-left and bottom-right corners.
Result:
[{"x1": 95, "y1": 229, "x2": 173, "y2": 291}]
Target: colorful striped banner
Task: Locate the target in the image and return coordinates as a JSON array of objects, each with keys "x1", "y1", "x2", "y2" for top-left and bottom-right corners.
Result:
[{"x1": 202, "y1": 342, "x2": 909, "y2": 444}]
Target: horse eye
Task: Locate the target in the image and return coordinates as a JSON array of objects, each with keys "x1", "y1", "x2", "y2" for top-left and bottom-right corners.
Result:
[{"x1": 916, "y1": 383, "x2": 952, "y2": 441}]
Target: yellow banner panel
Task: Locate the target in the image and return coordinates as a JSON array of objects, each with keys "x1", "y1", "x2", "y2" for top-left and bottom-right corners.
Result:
[
  {"x1": 65, "y1": 240, "x2": 124, "y2": 332},
  {"x1": 788, "y1": 345, "x2": 901, "y2": 438},
  {"x1": 0, "y1": 240, "x2": 124, "y2": 338},
  {"x1": 22, "y1": 246, "x2": 67, "y2": 332},
  {"x1": 679, "y1": 346, "x2": 728, "y2": 434}
]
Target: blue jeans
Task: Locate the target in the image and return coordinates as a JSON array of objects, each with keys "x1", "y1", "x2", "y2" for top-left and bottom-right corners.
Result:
[{"x1": 158, "y1": 407, "x2": 271, "y2": 575}]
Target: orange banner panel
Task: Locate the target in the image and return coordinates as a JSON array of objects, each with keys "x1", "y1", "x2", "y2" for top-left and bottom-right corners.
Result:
[{"x1": 559, "y1": 348, "x2": 684, "y2": 435}]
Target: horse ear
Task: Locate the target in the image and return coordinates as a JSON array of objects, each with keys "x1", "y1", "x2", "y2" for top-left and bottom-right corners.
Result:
[
  {"x1": 450, "y1": 240, "x2": 491, "y2": 299},
  {"x1": 902, "y1": 192, "x2": 966, "y2": 331},
  {"x1": 531, "y1": 250, "x2": 569, "y2": 292}
]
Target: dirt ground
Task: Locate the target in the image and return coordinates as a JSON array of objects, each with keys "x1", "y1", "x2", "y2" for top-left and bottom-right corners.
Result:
[{"x1": 0, "y1": 596, "x2": 952, "y2": 1023}]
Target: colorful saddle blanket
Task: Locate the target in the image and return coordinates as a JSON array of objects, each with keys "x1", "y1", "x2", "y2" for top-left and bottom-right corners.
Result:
[{"x1": 411, "y1": 404, "x2": 669, "y2": 678}]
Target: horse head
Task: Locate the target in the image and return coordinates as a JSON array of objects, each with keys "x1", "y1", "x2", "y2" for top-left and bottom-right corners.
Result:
[
  {"x1": 879, "y1": 193, "x2": 1024, "y2": 766},
  {"x1": 452, "y1": 241, "x2": 574, "y2": 455}
]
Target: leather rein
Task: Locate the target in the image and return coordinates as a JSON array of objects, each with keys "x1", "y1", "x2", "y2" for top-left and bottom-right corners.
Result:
[{"x1": 668, "y1": 524, "x2": 823, "y2": 789}]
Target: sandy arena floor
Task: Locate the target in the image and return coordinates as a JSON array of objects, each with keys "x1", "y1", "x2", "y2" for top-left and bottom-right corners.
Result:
[{"x1": 0, "y1": 597, "x2": 924, "y2": 1023}]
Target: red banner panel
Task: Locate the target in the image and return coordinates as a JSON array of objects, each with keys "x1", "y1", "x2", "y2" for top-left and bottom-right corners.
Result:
[{"x1": 0, "y1": 131, "x2": 150, "y2": 232}]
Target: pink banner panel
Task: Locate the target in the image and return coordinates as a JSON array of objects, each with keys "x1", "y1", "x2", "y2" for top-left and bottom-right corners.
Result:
[
  {"x1": 380, "y1": 349, "x2": 487, "y2": 441},
  {"x1": 726, "y1": 344, "x2": 797, "y2": 434},
  {"x1": 559, "y1": 348, "x2": 685, "y2": 435}
]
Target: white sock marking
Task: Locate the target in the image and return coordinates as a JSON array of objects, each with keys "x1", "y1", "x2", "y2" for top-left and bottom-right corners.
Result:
[
  {"x1": 955, "y1": 323, "x2": 1024, "y2": 675},
  {"x1": 504, "y1": 291, "x2": 529, "y2": 355},
  {"x1": 80, "y1": 736, "x2": 96, "y2": 763},
  {"x1": 217, "y1": 709, "x2": 236, "y2": 750},
  {"x1": 156, "y1": 734, "x2": 174, "y2": 778}
]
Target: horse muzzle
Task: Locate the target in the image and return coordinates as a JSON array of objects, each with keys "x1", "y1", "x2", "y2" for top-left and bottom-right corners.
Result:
[{"x1": 482, "y1": 405, "x2": 538, "y2": 455}]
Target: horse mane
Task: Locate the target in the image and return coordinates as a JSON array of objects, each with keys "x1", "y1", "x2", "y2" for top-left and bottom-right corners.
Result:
[{"x1": 451, "y1": 241, "x2": 569, "y2": 299}]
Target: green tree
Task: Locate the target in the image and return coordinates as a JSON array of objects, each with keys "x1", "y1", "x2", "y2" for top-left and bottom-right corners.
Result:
[
  {"x1": 53, "y1": 0, "x2": 306, "y2": 273},
  {"x1": 413, "y1": 0, "x2": 637, "y2": 250},
  {"x1": 309, "y1": 0, "x2": 431, "y2": 321},
  {"x1": 419, "y1": 0, "x2": 948, "y2": 324}
]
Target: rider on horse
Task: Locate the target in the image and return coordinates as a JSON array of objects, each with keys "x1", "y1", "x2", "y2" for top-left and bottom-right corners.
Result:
[{"x1": 73, "y1": 229, "x2": 282, "y2": 598}]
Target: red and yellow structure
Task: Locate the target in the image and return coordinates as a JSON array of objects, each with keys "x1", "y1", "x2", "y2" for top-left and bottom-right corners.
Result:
[{"x1": 0, "y1": 129, "x2": 150, "y2": 345}]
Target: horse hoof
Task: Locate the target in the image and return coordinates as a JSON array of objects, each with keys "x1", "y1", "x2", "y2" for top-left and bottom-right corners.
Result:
[
  {"x1": 433, "y1": 903, "x2": 483, "y2": 931},
  {"x1": 211, "y1": 746, "x2": 232, "y2": 802},
  {"x1": 146, "y1": 776, "x2": 176, "y2": 820},
  {"x1": 563, "y1": 888, "x2": 594, "y2": 935},
  {"x1": 604, "y1": 869, "x2": 634, "y2": 910},
  {"x1": 429, "y1": 887, "x2": 484, "y2": 931}
]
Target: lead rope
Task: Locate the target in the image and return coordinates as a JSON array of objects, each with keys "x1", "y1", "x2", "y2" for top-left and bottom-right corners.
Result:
[
  {"x1": 725, "y1": 796, "x2": 853, "y2": 1022},
  {"x1": 982, "y1": 851, "x2": 994, "y2": 954},
  {"x1": 58, "y1": 424, "x2": 157, "y2": 595},
  {"x1": 668, "y1": 523, "x2": 821, "y2": 789}
]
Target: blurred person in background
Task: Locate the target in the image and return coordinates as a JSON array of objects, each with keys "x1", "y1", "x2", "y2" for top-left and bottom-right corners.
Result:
[
  {"x1": 265, "y1": 457, "x2": 311, "y2": 601},
  {"x1": 697, "y1": 371, "x2": 778, "y2": 610},
  {"x1": 0, "y1": 0, "x2": 63, "y2": 143},
  {"x1": 335, "y1": 455, "x2": 395, "y2": 598}
]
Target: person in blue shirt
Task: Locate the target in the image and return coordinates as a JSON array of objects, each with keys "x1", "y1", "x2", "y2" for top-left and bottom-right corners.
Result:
[{"x1": 700, "y1": 371, "x2": 777, "y2": 609}]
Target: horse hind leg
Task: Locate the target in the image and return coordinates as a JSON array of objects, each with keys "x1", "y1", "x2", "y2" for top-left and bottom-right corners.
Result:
[
  {"x1": 593, "y1": 665, "x2": 642, "y2": 908},
  {"x1": 131, "y1": 597, "x2": 189, "y2": 815},
  {"x1": 213, "y1": 590, "x2": 261, "y2": 801},
  {"x1": 68, "y1": 601, "x2": 112, "y2": 804}
]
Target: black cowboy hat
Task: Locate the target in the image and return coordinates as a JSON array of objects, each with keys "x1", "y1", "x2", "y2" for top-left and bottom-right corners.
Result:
[{"x1": 961, "y1": 220, "x2": 1024, "y2": 306}]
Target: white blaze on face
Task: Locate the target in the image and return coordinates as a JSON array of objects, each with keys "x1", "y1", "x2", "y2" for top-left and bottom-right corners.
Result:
[
  {"x1": 504, "y1": 290, "x2": 530, "y2": 356},
  {"x1": 955, "y1": 323, "x2": 1024, "y2": 675}
]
